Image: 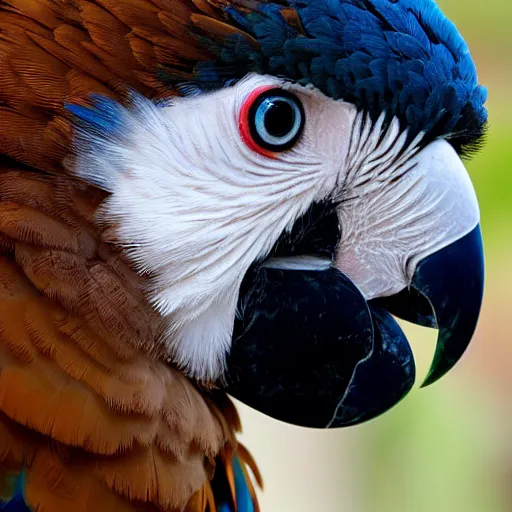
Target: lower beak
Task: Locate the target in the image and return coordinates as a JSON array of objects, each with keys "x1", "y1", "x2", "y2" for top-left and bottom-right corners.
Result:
[
  {"x1": 226, "y1": 266, "x2": 415, "y2": 428},
  {"x1": 224, "y1": 224, "x2": 484, "y2": 428}
]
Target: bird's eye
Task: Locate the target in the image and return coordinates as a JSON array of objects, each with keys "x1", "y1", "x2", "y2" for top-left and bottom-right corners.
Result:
[{"x1": 239, "y1": 87, "x2": 305, "y2": 157}]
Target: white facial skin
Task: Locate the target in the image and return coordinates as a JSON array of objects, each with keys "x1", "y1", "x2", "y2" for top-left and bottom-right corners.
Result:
[
  {"x1": 335, "y1": 115, "x2": 480, "y2": 299},
  {"x1": 72, "y1": 73, "x2": 479, "y2": 381}
]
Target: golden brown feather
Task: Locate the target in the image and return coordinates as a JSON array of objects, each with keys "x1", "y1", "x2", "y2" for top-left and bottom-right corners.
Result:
[{"x1": 0, "y1": 0, "x2": 261, "y2": 510}]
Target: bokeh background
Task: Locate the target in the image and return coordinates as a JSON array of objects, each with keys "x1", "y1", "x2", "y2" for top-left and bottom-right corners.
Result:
[{"x1": 237, "y1": 1, "x2": 512, "y2": 510}]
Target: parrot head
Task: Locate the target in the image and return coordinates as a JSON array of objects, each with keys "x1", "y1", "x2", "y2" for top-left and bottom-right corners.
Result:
[{"x1": 67, "y1": 0, "x2": 487, "y2": 428}]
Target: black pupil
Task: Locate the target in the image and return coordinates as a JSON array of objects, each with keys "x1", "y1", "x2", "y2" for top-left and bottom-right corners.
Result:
[{"x1": 264, "y1": 99, "x2": 295, "y2": 138}]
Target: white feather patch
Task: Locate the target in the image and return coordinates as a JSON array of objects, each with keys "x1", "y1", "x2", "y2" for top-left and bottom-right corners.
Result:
[
  {"x1": 70, "y1": 74, "x2": 355, "y2": 380},
  {"x1": 69, "y1": 73, "x2": 480, "y2": 382}
]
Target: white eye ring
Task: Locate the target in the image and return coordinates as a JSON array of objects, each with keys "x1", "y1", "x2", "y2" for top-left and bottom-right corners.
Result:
[
  {"x1": 246, "y1": 88, "x2": 305, "y2": 152},
  {"x1": 253, "y1": 95, "x2": 303, "y2": 148}
]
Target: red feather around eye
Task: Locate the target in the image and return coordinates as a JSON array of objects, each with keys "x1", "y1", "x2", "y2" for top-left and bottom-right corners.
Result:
[
  {"x1": 239, "y1": 85, "x2": 305, "y2": 158},
  {"x1": 239, "y1": 85, "x2": 277, "y2": 159}
]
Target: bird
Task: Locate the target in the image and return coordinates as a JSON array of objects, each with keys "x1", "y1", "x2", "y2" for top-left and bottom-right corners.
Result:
[{"x1": 0, "y1": 0, "x2": 487, "y2": 510}]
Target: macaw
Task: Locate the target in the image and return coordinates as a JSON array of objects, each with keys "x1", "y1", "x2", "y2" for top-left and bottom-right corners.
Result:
[{"x1": 0, "y1": 0, "x2": 486, "y2": 510}]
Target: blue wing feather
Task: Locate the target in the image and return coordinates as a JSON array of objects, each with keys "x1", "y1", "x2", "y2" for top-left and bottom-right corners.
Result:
[
  {"x1": 217, "y1": 455, "x2": 256, "y2": 512},
  {"x1": 0, "y1": 474, "x2": 29, "y2": 512},
  {"x1": 232, "y1": 457, "x2": 254, "y2": 512},
  {"x1": 0, "y1": 496, "x2": 30, "y2": 512}
]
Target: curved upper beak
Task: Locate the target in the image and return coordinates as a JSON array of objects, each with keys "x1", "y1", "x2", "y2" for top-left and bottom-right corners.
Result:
[
  {"x1": 420, "y1": 224, "x2": 484, "y2": 386},
  {"x1": 224, "y1": 228, "x2": 484, "y2": 429},
  {"x1": 223, "y1": 140, "x2": 484, "y2": 429},
  {"x1": 377, "y1": 224, "x2": 484, "y2": 387},
  {"x1": 331, "y1": 223, "x2": 485, "y2": 426}
]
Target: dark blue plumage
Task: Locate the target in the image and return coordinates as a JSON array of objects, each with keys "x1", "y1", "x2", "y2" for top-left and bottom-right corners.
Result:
[
  {"x1": 66, "y1": 95, "x2": 127, "y2": 138},
  {"x1": 0, "y1": 474, "x2": 29, "y2": 512},
  {"x1": 217, "y1": 456, "x2": 255, "y2": 512},
  {"x1": 231, "y1": 456, "x2": 255, "y2": 512},
  {"x1": 212, "y1": 455, "x2": 257, "y2": 512},
  {"x1": 192, "y1": 0, "x2": 487, "y2": 153},
  {"x1": 0, "y1": 496, "x2": 29, "y2": 512}
]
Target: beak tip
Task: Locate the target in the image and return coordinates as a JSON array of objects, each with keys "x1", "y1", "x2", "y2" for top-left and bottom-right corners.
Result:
[
  {"x1": 421, "y1": 346, "x2": 459, "y2": 388},
  {"x1": 420, "y1": 368, "x2": 443, "y2": 388},
  {"x1": 415, "y1": 224, "x2": 484, "y2": 389}
]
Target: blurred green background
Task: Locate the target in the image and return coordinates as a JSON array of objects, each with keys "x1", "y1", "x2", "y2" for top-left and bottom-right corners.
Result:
[{"x1": 238, "y1": 1, "x2": 512, "y2": 510}]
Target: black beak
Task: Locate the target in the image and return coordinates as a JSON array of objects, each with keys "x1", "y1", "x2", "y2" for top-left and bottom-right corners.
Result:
[
  {"x1": 225, "y1": 267, "x2": 415, "y2": 428},
  {"x1": 223, "y1": 224, "x2": 484, "y2": 429},
  {"x1": 375, "y1": 224, "x2": 484, "y2": 387}
]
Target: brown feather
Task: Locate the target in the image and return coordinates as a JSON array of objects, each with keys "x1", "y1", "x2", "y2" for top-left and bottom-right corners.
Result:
[
  {"x1": 191, "y1": 14, "x2": 259, "y2": 49},
  {"x1": 0, "y1": 0, "x2": 261, "y2": 509},
  {"x1": 280, "y1": 6, "x2": 305, "y2": 35}
]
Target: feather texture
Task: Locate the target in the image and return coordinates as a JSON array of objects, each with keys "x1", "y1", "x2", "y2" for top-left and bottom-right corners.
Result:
[
  {"x1": 0, "y1": 0, "x2": 486, "y2": 509},
  {"x1": 0, "y1": 0, "x2": 260, "y2": 510}
]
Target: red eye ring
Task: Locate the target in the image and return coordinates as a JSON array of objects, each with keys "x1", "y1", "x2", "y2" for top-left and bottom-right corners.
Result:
[
  {"x1": 239, "y1": 86, "x2": 276, "y2": 159},
  {"x1": 239, "y1": 86, "x2": 305, "y2": 159}
]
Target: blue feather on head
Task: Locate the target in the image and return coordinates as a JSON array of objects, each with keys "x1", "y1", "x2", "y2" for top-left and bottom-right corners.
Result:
[{"x1": 191, "y1": 0, "x2": 487, "y2": 155}]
